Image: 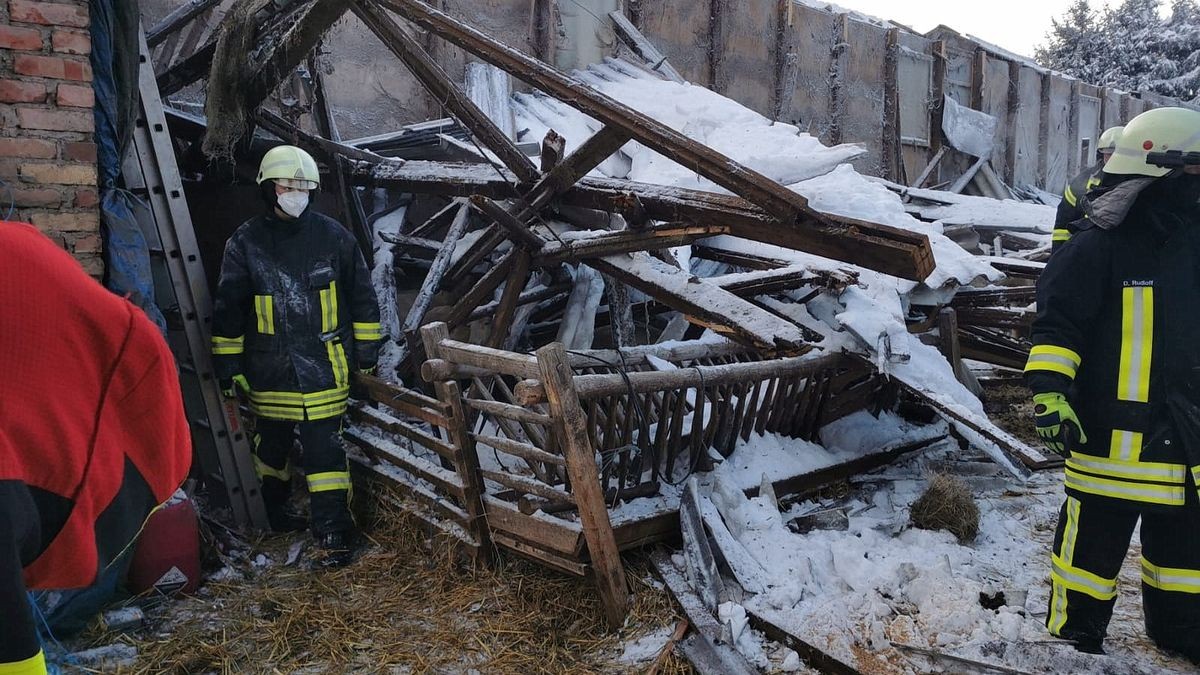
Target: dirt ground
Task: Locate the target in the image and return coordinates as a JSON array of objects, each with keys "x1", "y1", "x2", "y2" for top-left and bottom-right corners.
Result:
[
  {"x1": 75, "y1": 496, "x2": 688, "y2": 674},
  {"x1": 980, "y1": 381, "x2": 1040, "y2": 445}
]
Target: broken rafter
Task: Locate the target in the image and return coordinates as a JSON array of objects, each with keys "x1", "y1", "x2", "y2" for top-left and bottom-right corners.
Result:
[
  {"x1": 255, "y1": 109, "x2": 388, "y2": 165},
  {"x1": 587, "y1": 252, "x2": 811, "y2": 351},
  {"x1": 377, "y1": 0, "x2": 933, "y2": 281},
  {"x1": 354, "y1": 162, "x2": 935, "y2": 281},
  {"x1": 535, "y1": 224, "x2": 729, "y2": 265},
  {"x1": 245, "y1": 0, "x2": 351, "y2": 113},
  {"x1": 351, "y1": 0, "x2": 540, "y2": 184},
  {"x1": 146, "y1": 0, "x2": 223, "y2": 49}
]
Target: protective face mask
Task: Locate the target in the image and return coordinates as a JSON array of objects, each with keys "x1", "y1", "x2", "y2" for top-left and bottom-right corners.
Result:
[{"x1": 277, "y1": 191, "x2": 309, "y2": 219}]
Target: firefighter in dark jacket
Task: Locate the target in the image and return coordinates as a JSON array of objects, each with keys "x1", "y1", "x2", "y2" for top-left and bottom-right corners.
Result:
[
  {"x1": 212, "y1": 145, "x2": 383, "y2": 567},
  {"x1": 1026, "y1": 107, "x2": 1200, "y2": 660},
  {"x1": 1052, "y1": 125, "x2": 1124, "y2": 250}
]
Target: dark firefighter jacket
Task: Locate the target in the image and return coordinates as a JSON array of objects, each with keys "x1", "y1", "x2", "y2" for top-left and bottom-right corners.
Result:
[
  {"x1": 0, "y1": 222, "x2": 192, "y2": 673},
  {"x1": 1026, "y1": 177, "x2": 1200, "y2": 508},
  {"x1": 211, "y1": 210, "x2": 383, "y2": 422},
  {"x1": 1052, "y1": 160, "x2": 1104, "y2": 250}
]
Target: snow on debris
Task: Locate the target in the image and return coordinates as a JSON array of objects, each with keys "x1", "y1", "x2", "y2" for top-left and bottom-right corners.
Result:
[
  {"x1": 510, "y1": 59, "x2": 1000, "y2": 290},
  {"x1": 691, "y1": 438, "x2": 1200, "y2": 674}
]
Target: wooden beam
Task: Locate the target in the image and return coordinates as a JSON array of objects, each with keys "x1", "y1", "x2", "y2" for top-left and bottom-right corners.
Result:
[
  {"x1": 445, "y1": 250, "x2": 518, "y2": 327},
  {"x1": 910, "y1": 146, "x2": 947, "y2": 189},
  {"x1": 379, "y1": 0, "x2": 810, "y2": 220},
  {"x1": 352, "y1": 0, "x2": 540, "y2": 184},
  {"x1": 537, "y1": 343, "x2": 629, "y2": 627},
  {"x1": 608, "y1": 10, "x2": 684, "y2": 83},
  {"x1": 246, "y1": 0, "x2": 350, "y2": 112},
  {"x1": 827, "y1": 13, "x2": 850, "y2": 145},
  {"x1": 147, "y1": 0, "x2": 223, "y2": 49},
  {"x1": 519, "y1": 125, "x2": 631, "y2": 216},
  {"x1": 355, "y1": 163, "x2": 936, "y2": 281},
  {"x1": 255, "y1": 109, "x2": 388, "y2": 166},
  {"x1": 401, "y1": 201, "x2": 471, "y2": 351},
  {"x1": 586, "y1": 252, "x2": 811, "y2": 351},
  {"x1": 486, "y1": 250, "x2": 532, "y2": 348},
  {"x1": 535, "y1": 224, "x2": 729, "y2": 265},
  {"x1": 469, "y1": 196, "x2": 545, "y2": 250}
]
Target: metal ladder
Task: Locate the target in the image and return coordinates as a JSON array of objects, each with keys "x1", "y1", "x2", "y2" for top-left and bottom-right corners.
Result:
[{"x1": 121, "y1": 30, "x2": 269, "y2": 528}]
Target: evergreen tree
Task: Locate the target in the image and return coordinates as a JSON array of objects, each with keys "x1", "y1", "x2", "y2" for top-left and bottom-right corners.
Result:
[
  {"x1": 1037, "y1": 0, "x2": 1200, "y2": 102},
  {"x1": 1036, "y1": 0, "x2": 1107, "y2": 83}
]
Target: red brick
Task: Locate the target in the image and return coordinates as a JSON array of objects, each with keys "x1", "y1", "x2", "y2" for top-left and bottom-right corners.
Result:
[
  {"x1": 55, "y1": 83, "x2": 92, "y2": 108},
  {"x1": 69, "y1": 232, "x2": 101, "y2": 254},
  {"x1": 9, "y1": 1, "x2": 89, "y2": 29},
  {"x1": 10, "y1": 185, "x2": 61, "y2": 207},
  {"x1": 78, "y1": 254, "x2": 104, "y2": 277},
  {"x1": 50, "y1": 29, "x2": 88, "y2": 55},
  {"x1": 0, "y1": 136, "x2": 55, "y2": 158},
  {"x1": 0, "y1": 24, "x2": 44, "y2": 51},
  {"x1": 21, "y1": 162, "x2": 95, "y2": 185},
  {"x1": 29, "y1": 210, "x2": 99, "y2": 233},
  {"x1": 13, "y1": 54, "x2": 91, "y2": 82},
  {"x1": 0, "y1": 79, "x2": 46, "y2": 103},
  {"x1": 62, "y1": 140, "x2": 95, "y2": 162},
  {"x1": 17, "y1": 106, "x2": 92, "y2": 132},
  {"x1": 72, "y1": 187, "x2": 97, "y2": 208}
]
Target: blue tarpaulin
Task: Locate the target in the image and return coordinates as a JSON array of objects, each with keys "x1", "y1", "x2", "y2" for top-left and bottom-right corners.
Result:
[{"x1": 91, "y1": 0, "x2": 165, "y2": 332}]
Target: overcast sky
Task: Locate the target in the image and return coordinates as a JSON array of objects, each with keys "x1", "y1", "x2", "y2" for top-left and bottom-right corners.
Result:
[{"x1": 827, "y1": 0, "x2": 1129, "y2": 59}]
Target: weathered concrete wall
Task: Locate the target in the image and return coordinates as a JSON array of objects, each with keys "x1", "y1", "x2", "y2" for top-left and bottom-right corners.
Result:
[{"x1": 139, "y1": 0, "x2": 1196, "y2": 192}]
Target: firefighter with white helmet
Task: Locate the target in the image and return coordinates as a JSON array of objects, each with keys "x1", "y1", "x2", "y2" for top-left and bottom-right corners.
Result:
[
  {"x1": 1052, "y1": 125, "x2": 1125, "y2": 250},
  {"x1": 211, "y1": 145, "x2": 383, "y2": 567},
  {"x1": 1026, "y1": 107, "x2": 1200, "y2": 659}
]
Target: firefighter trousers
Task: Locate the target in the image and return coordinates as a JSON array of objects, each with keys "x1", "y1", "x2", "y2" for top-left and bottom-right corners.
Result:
[
  {"x1": 1048, "y1": 494, "x2": 1200, "y2": 660},
  {"x1": 253, "y1": 416, "x2": 353, "y2": 537}
]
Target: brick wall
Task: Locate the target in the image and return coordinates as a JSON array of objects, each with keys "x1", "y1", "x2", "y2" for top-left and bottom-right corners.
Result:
[{"x1": 1, "y1": 0, "x2": 98, "y2": 276}]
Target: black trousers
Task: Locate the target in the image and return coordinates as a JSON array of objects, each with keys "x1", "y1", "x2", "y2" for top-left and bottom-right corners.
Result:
[
  {"x1": 253, "y1": 416, "x2": 352, "y2": 536},
  {"x1": 1048, "y1": 494, "x2": 1200, "y2": 659}
]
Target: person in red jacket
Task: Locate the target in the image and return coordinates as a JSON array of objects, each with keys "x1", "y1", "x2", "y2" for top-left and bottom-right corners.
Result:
[{"x1": 0, "y1": 222, "x2": 192, "y2": 674}]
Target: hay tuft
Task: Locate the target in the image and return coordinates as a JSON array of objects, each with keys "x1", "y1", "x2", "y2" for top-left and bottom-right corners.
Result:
[
  {"x1": 910, "y1": 474, "x2": 980, "y2": 543},
  {"x1": 202, "y1": 0, "x2": 266, "y2": 161}
]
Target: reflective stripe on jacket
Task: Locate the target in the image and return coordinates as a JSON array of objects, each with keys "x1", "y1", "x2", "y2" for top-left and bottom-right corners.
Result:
[
  {"x1": 1052, "y1": 161, "x2": 1104, "y2": 251},
  {"x1": 1026, "y1": 185, "x2": 1200, "y2": 508},
  {"x1": 211, "y1": 210, "x2": 382, "y2": 421}
]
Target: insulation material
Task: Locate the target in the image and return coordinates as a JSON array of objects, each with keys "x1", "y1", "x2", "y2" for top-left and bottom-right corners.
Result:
[{"x1": 941, "y1": 95, "x2": 997, "y2": 159}]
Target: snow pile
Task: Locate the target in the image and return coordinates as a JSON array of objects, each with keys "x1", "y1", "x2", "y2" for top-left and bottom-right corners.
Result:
[
  {"x1": 686, "y1": 437, "x2": 1199, "y2": 674},
  {"x1": 511, "y1": 59, "x2": 1000, "y2": 291}
]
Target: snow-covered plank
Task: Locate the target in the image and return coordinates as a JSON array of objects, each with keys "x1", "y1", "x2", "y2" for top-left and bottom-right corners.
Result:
[
  {"x1": 587, "y1": 251, "x2": 811, "y2": 351},
  {"x1": 680, "y1": 478, "x2": 724, "y2": 613}
]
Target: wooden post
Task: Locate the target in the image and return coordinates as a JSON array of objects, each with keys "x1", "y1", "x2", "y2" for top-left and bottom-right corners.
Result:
[
  {"x1": 421, "y1": 322, "x2": 495, "y2": 564},
  {"x1": 827, "y1": 13, "x2": 849, "y2": 145},
  {"x1": 1067, "y1": 80, "x2": 1082, "y2": 178},
  {"x1": 882, "y1": 28, "x2": 901, "y2": 183},
  {"x1": 707, "y1": 0, "x2": 729, "y2": 92},
  {"x1": 536, "y1": 342, "x2": 629, "y2": 626},
  {"x1": 1004, "y1": 60, "x2": 1021, "y2": 186},
  {"x1": 771, "y1": 0, "x2": 799, "y2": 122},
  {"x1": 1038, "y1": 74, "x2": 1052, "y2": 191},
  {"x1": 930, "y1": 40, "x2": 947, "y2": 157},
  {"x1": 937, "y1": 307, "x2": 962, "y2": 382}
]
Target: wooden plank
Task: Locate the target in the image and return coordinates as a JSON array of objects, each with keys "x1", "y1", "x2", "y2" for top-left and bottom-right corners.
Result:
[
  {"x1": 536, "y1": 224, "x2": 729, "y2": 265},
  {"x1": 351, "y1": 1, "x2": 539, "y2": 184},
  {"x1": 608, "y1": 10, "x2": 685, "y2": 83},
  {"x1": 243, "y1": 0, "x2": 350, "y2": 114},
  {"x1": 350, "y1": 405, "x2": 457, "y2": 462},
  {"x1": 465, "y1": 398, "x2": 553, "y2": 426},
  {"x1": 485, "y1": 496, "x2": 582, "y2": 555},
  {"x1": 486, "y1": 250, "x2": 532, "y2": 349},
  {"x1": 586, "y1": 252, "x2": 811, "y2": 351},
  {"x1": 445, "y1": 250, "x2": 518, "y2": 327},
  {"x1": 474, "y1": 433, "x2": 566, "y2": 466},
  {"x1": 343, "y1": 427, "x2": 466, "y2": 501},
  {"x1": 481, "y1": 469, "x2": 574, "y2": 503},
  {"x1": 649, "y1": 550, "x2": 758, "y2": 675},
  {"x1": 400, "y1": 201, "x2": 470, "y2": 350},
  {"x1": 351, "y1": 453, "x2": 471, "y2": 526},
  {"x1": 910, "y1": 146, "x2": 947, "y2": 189},
  {"x1": 537, "y1": 343, "x2": 630, "y2": 626},
  {"x1": 421, "y1": 323, "x2": 495, "y2": 560},
  {"x1": 680, "y1": 479, "x2": 724, "y2": 612},
  {"x1": 469, "y1": 195, "x2": 545, "y2": 250},
  {"x1": 492, "y1": 531, "x2": 588, "y2": 576},
  {"x1": 356, "y1": 373, "x2": 450, "y2": 428},
  {"x1": 519, "y1": 125, "x2": 632, "y2": 217}
]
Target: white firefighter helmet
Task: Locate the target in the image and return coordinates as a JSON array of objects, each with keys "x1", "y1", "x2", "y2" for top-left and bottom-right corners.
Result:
[
  {"x1": 1105, "y1": 107, "x2": 1200, "y2": 178},
  {"x1": 256, "y1": 145, "x2": 320, "y2": 190},
  {"x1": 1098, "y1": 125, "x2": 1124, "y2": 154}
]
